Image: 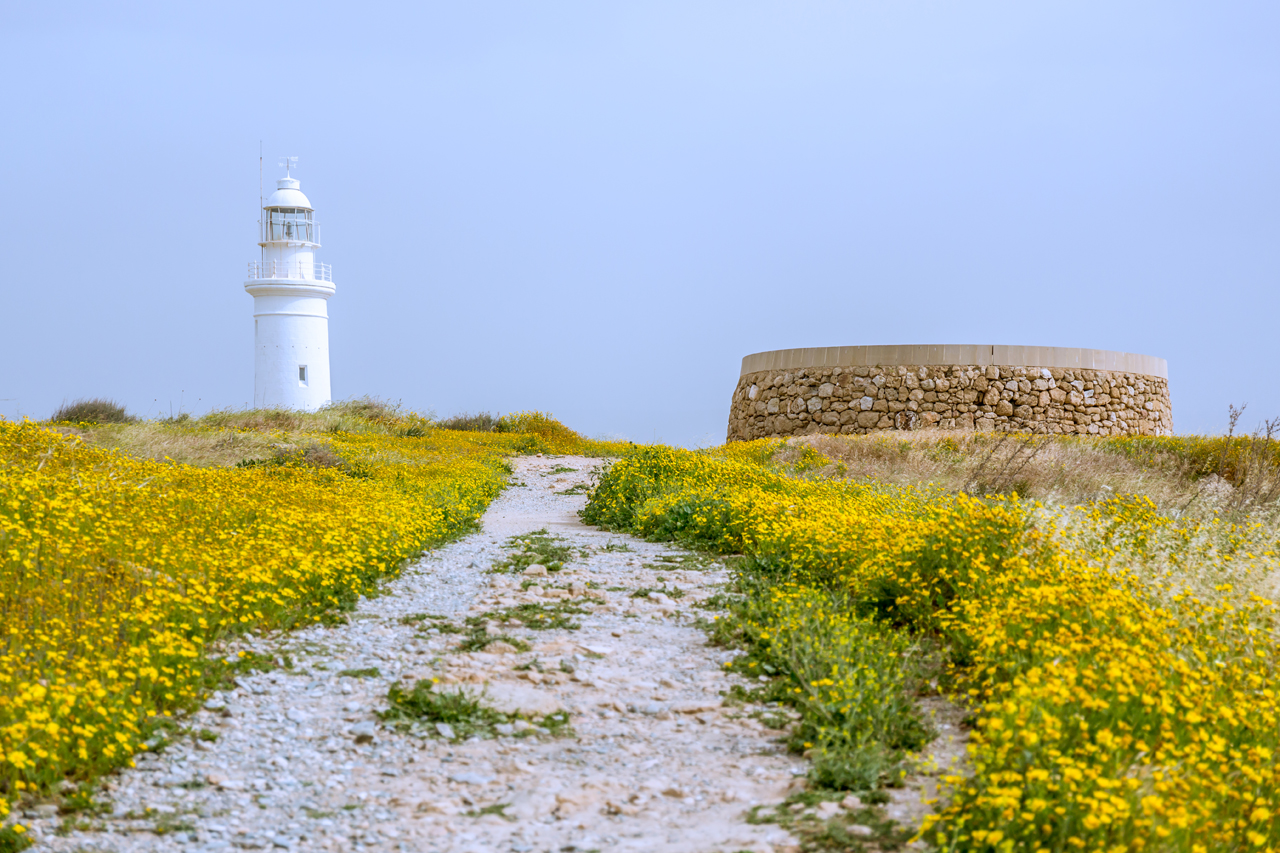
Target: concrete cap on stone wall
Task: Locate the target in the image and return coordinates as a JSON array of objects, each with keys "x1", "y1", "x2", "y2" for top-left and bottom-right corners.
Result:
[{"x1": 740, "y1": 345, "x2": 1167, "y2": 380}]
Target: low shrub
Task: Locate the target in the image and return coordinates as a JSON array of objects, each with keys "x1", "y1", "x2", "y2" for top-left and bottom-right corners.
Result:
[
  {"x1": 50, "y1": 398, "x2": 134, "y2": 424},
  {"x1": 438, "y1": 412, "x2": 501, "y2": 432}
]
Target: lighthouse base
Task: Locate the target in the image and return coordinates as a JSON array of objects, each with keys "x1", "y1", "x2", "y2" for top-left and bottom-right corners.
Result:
[{"x1": 246, "y1": 280, "x2": 334, "y2": 411}]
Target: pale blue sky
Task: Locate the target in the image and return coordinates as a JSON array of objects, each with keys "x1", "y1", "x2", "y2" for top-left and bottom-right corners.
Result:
[{"x1": 1, "y1": 2, "x2": 1276, "y2": 445}]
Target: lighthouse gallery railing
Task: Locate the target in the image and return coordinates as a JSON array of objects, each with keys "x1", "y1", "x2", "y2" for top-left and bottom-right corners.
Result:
[{"x1": 247, "y1": 261, "x2": 333, "y2": 282}]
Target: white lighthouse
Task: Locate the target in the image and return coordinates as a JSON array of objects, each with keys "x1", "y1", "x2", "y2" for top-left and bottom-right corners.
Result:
[{"x1": 245, "y1": 158, "x2": 334, "y2": 411}]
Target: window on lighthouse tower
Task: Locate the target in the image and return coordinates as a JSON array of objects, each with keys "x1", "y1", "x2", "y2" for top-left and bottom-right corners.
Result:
[
  {"x1": 299, "y1": 365, "x2": 308, "y2": 386},
  {"x1": 266, "y1": 208, "x2": 314, "y2": 243}
]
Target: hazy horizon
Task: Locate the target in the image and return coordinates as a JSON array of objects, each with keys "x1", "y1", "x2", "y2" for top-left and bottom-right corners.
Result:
[{"x1": 3, "y1": 2, "x2": 1277, "y2": 445}]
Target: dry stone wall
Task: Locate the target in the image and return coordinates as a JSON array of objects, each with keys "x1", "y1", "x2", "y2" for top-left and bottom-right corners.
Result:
[{"x1": 728, "y1": 362, "x2": 1172, "y2": 441}]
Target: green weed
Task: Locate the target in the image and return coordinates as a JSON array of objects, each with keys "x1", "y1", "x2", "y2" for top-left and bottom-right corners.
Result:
[
  {"x1": 379, "y1": 681, "x2": 572, "y2": 740},
  {"x1": 476, "y1": 601, "x2": 587, "y2": 631},
  {"x1": 745, "y1": 793, "x2": 910, "y2": 852},
  {"x1": 465, "y1": 802, "x2": 514, "y2": 820},
  {"x1": 454, "y1": 629, "x2": 531, "y2": 653},
  {"x1": 630, "y1": 585, "x2": 686, "y2": 600},
  {"x1": 490, "y1": 529, "x2": 577, "y2": 574}
]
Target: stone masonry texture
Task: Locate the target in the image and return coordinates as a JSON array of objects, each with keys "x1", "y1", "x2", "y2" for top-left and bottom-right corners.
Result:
[{"x1": 727, "y1": 363, "x2": 1172, "y2": 442}]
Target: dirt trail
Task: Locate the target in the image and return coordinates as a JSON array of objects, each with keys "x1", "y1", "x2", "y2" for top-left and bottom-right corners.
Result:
[{"x1": 33, "y1": 456, "x2": 810, "y2": 852}]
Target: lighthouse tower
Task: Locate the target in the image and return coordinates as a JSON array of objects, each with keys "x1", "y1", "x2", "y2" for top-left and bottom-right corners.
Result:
[{"x1": 245, "y1": 158, "x2": 334, "y2": 411}]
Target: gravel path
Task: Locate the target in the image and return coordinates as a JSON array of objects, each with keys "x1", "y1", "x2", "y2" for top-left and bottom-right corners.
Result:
[{"x1": 29, "y1": 456, "x2": 814, "y2": 853}]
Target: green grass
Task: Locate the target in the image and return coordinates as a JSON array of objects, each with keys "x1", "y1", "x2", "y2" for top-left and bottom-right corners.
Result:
[
  {"x1": 630, "y1": 584, "x2": 686, "y2": 600},
  {"x1": 379, "y1": 681, "x2": 572, "y2": 740},
  {"x1": 337, "y1": 667, "x2": 381, "y2": 678},
  {"x1": 489, "y1": 529, "x2": 579, "y2": 574},
  {"x1": 455, "y1": 631, "x2": 532, "y2": 653},
  {"x1": 474, "y1": 601, "x2": 588, "y2": 631},
  {"x1": 705, "y1": 570, "x2": 934, "y2": 791},
  {"x1": 398, "y1": 612, "x2": 447, "y2": 625},
  {"x1": 642, "y1": 553, "x2": 720, "y2": 572},
  {"x1": 465, "y1": 802, "x2": 514, "y2": 820},
  {"x1": 400, "y1": 613, "x2": 465, "y2": 634},
  {"x1": 745, "y1": 792, "x2": 911, "y2": 852}
]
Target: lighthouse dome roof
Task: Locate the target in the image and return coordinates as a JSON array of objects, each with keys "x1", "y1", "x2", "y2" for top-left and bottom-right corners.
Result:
[{"x1": 265, "y1": 177, "x2": 313, "y2": 210}]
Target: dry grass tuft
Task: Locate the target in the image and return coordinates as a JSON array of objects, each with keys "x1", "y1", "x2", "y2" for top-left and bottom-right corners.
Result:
[
  {"x1": 56, "y1": 397, "x2": 419, "y2": 468},
  {"x1": 51, "y1": 398, "x2": 135, "y2": 424},
  {"x1": 197, "y1": 397, "x2": 412, "y2": 435},
  {"x1": 74, "y1": 422, "x2": 286, "y2": 468},
  {"x1": 45, "y1": 399, "x2": 631, "y2": 467},
  {"x1": 437, "y1": 412, "x2": 501, "y2": 432},
  {"x1": 782, "y1": 430, "x2": 1202, "y2": 510},
  {"x1": 781, "y1": 428, "x2": 1280, "y2": 609}
]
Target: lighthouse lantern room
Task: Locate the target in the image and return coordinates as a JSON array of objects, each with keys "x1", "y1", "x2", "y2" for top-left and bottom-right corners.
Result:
[{"x1": 245, "y1": 158, "x2": 335, "y2": 411}]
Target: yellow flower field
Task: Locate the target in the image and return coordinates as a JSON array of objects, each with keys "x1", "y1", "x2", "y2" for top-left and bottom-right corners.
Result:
[
  {"x1": 0, "y1": 410, "x2": 624, "y2": 832},
  {"x1": 583, "y1": 441, "x2": 1280, "y2": 851}
]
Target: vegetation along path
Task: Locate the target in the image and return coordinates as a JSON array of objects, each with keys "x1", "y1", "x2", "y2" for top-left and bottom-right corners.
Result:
[{"x1": 32, "y1": 455, "x2": 941, "y2": 853}]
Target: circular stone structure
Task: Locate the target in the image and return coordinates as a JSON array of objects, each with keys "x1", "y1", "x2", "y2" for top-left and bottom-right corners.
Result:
[{"x1": 728, "y1": 344, "x2": 1171, "y2": 441}]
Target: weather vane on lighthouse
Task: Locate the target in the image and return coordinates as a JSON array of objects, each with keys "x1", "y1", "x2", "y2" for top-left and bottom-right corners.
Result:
[{"x1": 244, "y1": 157, "x2": 335, "y2": 410}]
